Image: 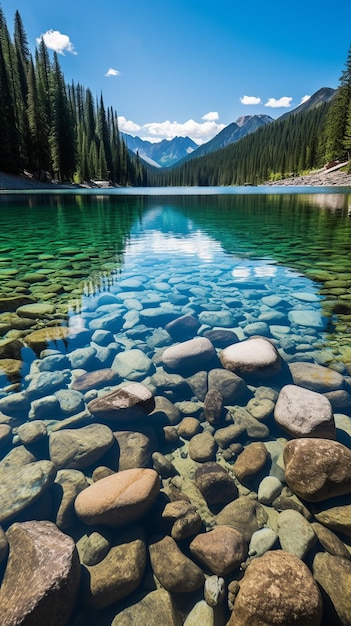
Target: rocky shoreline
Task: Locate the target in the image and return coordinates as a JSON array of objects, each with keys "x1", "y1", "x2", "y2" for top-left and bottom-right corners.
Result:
[
  {"x1": 1, "y1": 167, "x2": 351, "y2": 190},
  {"x1": 1, "y1": 295, "x2": 351, "y2": 623}
]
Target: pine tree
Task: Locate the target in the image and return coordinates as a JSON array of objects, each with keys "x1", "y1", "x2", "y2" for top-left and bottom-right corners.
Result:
[
  {"x1": 0, "y1": 8, "x2": 20, "y2": 171},
  {"x1": 49, "y1": 52, "x2": 76, "y2": 180}
]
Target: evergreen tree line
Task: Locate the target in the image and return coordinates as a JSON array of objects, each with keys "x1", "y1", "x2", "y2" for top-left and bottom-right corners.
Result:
[
  {"x1": 148, "y1": 43, "x2": 351, "y2": 187},
  {"x1": 0, "y1": 8, "x2": 146, "y2": 185}
]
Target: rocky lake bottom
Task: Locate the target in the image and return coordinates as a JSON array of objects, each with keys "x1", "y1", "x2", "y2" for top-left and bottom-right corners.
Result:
[{"x1": 1, "y1": 191, "x2": 351, "y2": 625}]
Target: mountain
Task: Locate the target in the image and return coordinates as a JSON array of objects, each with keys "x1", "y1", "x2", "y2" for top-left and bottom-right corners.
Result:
[
  {"x1": 121, "y1": 133, "x2": 198, "y2": 167},
  {"x1": 182, "y1": 114, "x2": 274, "y2": 161},
  {"x1": 279, "y1": 87, "x2": 335, "y2": 121}
]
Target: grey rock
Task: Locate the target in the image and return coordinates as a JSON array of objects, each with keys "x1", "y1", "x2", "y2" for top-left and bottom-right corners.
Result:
[
  {"x1": 162, "y1": 336, "x2": 217, "y2": 375},
  {"x1": 111, "y1": 589, "x2": 182, "y2": 626},
  {"x1": 55, "y1": 388, "x2": 85, "y2": 416},
  {"x1": 277, "y1": 509, "x2": 317, "y2": 560},
  {"x1": 0, "y1": 521, "x2": 80, "y2": 626},
  {"x1": 220, "y1": 337, "x2": 282, "y2": 379},
  {"x1": 149, "y1": 534, "x2": 205, "y2": 593},
  {"x1": 257, "y1": 476, "x2": 283, "y2": 505},
  {"x1": 17, "y1": 420, "x2": 47, "y2": 444},
  {"x1": 112, "y1": 348, "x2": 155, "y2": 381},
  {"x1": 274, "y1": 384, "x2": 336, "y2": 439},
  {"x1": 249, "y1": 528, "x2": 278, "y2": 557},
  {"x1": 289, "y1": 361, "x2": 345, "y2": 392},
  {"x1": 49, "y1": 424, "x2": 114, "y2": 470},
  {"x1": 53, "y1": 469, "x2": 89, "y2": 529}
]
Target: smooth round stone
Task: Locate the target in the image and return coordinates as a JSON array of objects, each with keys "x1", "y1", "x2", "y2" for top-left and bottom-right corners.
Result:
[
  {"x1": 277, "y1": 509, "x2": 317, "y2": 560},
  {"x1": 81, "y1": 527, "x2": 146, "y2": 609},
  {"x1": 17, "y1": 420, "x2": 47, "y2": 444},
  {"x1": 68, "y1": 346, "x2": 96, "y2": 370},
  {"x1": 261, "y1": 295, "x2": 287, "y2": 307},
  {"x1": 284, "y1": 438, "x2": 351, "y2": 502},
  {"x1": 313, "y1": 552, "x2": 351, "y2": 625},
  {"x1": 199, "y1": 310, "x2": 235, "y2": 327},
  {"x1": 16, "y1": 303, "x2": 54, "y2": 318},
  {"x1": 119, "y1": 278, "x2": 144, "y2": 290},
  {"x1": 139, "y1": 308, "x2": 179, "y2": 328},
  {"x1": 165, "y1": 314, "x2": 200, "y2": 341},
  {"x1": 150, "y1": 395, "x2": 181, "y2": 425},
  {"x1": 82, "y1": 531, "x2": 111, "y2": 566},
  {"x1": 194, "y1": 462, "x2": 238, "y2": 504},
  {"x1": 274, "y1": 384, "x2": 336, "y2": 439},
  {"x1": 311, "y1": 522, "x2": 351, "y2": 559},
  {"x1": 75, "y1": 468, "x2": 160, "y2": 527},
  {"x1": 114, "y1": 430, "x2": 155, "y2": 471},
  {"x1": 112, "y1": 349, "x2": 155, "y2": 381},
  {"x1": 149, "y1": 535, "x2": 205, "y2": 593},
  {"x1": 37, "y1": 354, "x2": 70, "y2": 372},
  {"x1": 49, "y1": 424, "x2": 114, "y2": 470},
  {"x1": 314, "y1": 500, "x2": 351, "y2": 538},
  {"x1": 249, "y1": 528, "x2": 278, "y2": 557},
  {"x1": 214, "y1": 424, "x2": 245, "y2": 448},
  {"x1": 0, "y1": 358, "x2": 22, "y2": 381},
  {"x1": 233, "y1": 442, "x2": 269, "y2": 484},
  {"x1": 88, "y1": 311, "x2": 124, "y2": 333},
  {"x1": 0, "y1": 391, "x2": 30, "y2": 416},
  {"x1": 203, "y1": 328, "x2": 239, "y2": 348},
  {"x1": 190, "y1": 525, "x2": 247, "y2": 577},
  {"x1": 111, "y1": 589, "x2": 182, "y2": 626},
  {"x1": 288, "y1": 310, "x2": 326, "y2": 329},
  {"x1": 162, "y1": 501, "x2": 202, "y2": 541},
  {"x1": 29, "y1": 395, "x2": 60, "y2": 420},
  {"x1": 27, "y1": 371, "x2": 69, "y2": 399},
  {"x1": 208, "y1": 368, "x2": 247, "y2": 404},
  {"x1": 53, "y1": 469, "x2": 89, "y2": 530},
  {"x1": 216, "y1": 497, "x2": 268, "y2": 543},
  {"x1": 257, "y1": 476, "x2": 283, "y2": 505},
  {"x1": 188, "y1": 431, "x2": 217, "y2": 462},
  {"x1": 152, "y1": 452, "x2": 177, "y2": 479},
  {"x1": 178, "y1": 417, "x2": 202, "y2": 439},
  {"x1": 220, "y1": 337, "x2": 282, "y2": 379},
  {"x1": 293, "y1": 292, "x2": 321, "y2": 302},
  {"x1": 0, "y1": 461, "x2": 56, "y2": 525},
  {"x1": 228, "y1": 551, "x2": 322, "y2": 625},
  {"x1": 162, "y1": 337, "x2": 216, "y2": 375},
  {"x1": 246, "y1": 397, "x2": 275, "y2": 421},
  {"x1": 71, "y1": 368, "x2": 121, "y2": 392},
  {"x1": 289, "y1": 361, "x2": 345, "y2": 393},
  {"x1": 54, "y1": 389, "x2": 85, "y2": 416},
  {"x1": 91, "y1": 329, "x2": 114, "y2": 346},
  {"x1": 243, "y1": 321, "x2": 270, "y2": 337}
]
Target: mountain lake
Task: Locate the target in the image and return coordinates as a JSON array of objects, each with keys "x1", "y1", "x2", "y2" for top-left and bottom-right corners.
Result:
[{"x1": 1, "y1": 187, "x2": 351, "y2": 624}]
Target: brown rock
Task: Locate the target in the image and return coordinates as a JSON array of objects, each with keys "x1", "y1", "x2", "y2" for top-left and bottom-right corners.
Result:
[
  {"x1": 204, "y1": 388, "x2": 224, "y2": 425},
  {"x1": 24, "y1": 326, "x2": 70, "y2": 354},
  {"x1": 188, "y1": 431, "x2": 217, "y2": 462},
  {"x1": 216, "y1": 496, "x2": 268, "y2": 543},
  {"x1": 81, "y1": 527, "x2": 146, "y2": 609},
  {"x1": 190, "y1": 526, "x2": 247, "y2": 576},
  {"x1": 312, "y1": 522, "x2": 350, "y2": 560},
  {"x1": 289, "y1": 361, "x2": 345, "y2": 393},
  {"x1": 208, "y1": 368, "x2": 247, "y2": 404},
  {"x1": 0, "y1": 521, "x2": 80, "y2": 626},
  {"x1": 114, "y1": 429, "x2": 156, "y2": 471},
  {"x1": 87, "y1": 382, "x2": 155, "y2": 420},
  {"x1": 313, "y1": 552, "x2": 351, "y2": 625},
  {"x1": 0, "y1": 359, "x2": 22, "y2": 382},
  {"x1": 111, "y1": 588, "x2": 182, "y2": 626},
  {"x1": 149, "y1": 534, "x2": 205, "y2": 593},
  {"x1": 49, "y1": 423, "x2": 115, "y2": 470},
  {"x1": 233, "y1": 442, "x2": 269, "y2": 484},
  {"x1": 162, "y1": 500, "x2": 202, "y2": 540},
  {"x1": 0, "y1": 423, "x2": 12, "y2": 450},
  {"x1": 75, "y1": 468, "x2": 160, "y2": 527},
  {"x1": 284, "y1": 438, "x2": 351, "y2": 502},
  {"x1": 194, "y1": 462, "x2": 238, "y2": 504},
  {"x1": 213, "y1": 423, "x2": 245, "y2": 448},
  {"x1": 313, "y1": 499, "x2": 351, "y2": 538},
  {"x1": 71, "y1": 368, "x2": 121, "y2": 391},
  {"x1": 178, "y1": 416, "x2": 202, "y2": 439},
  {"x1": 228, "y1": 550, "x2": 322, "y2": 625}
]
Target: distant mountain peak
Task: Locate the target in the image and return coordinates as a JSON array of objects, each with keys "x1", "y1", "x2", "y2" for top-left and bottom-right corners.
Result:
[{"x1": 122, "y1": 133, "x2": 198, "y2": 167}]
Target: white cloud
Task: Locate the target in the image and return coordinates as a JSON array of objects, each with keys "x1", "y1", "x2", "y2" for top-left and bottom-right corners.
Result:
[
  {"x1": 202, "y1": 111, "x2": 219, "y2": 121},
  {"x1": 240, "y1": 95, "x2": 261, "y2": 105},
  {"x1": 36, "y1": 30, "x2": 77, "y2": 55},
  {"x1": 118, "y1": 116, "x2": 141, "y2": 133},
  {"x1": 300, "y1": 94, "x2": 311, "y2": 104},
  {"x1": 142, "y1": 119, "x2": 225, "y2": 144},
  {"x1": 105, "y1": 68, "x2": 120, "y2": 77},
  {"x1": 264, "y1": 96, "x2": 292, "y2": 108}
]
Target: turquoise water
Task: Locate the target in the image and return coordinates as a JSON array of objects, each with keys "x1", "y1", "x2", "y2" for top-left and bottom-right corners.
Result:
[{"x1": 1, "y1": 188, "x2": 351, "y2": 624}]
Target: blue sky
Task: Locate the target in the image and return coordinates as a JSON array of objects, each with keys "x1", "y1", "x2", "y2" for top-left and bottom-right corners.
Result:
[{"x1": 1, "y1": 0, "x2": 351, "y2": 144}]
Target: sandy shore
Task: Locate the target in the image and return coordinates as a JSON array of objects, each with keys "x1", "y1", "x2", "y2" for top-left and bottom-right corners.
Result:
[{"x1": 1, "y1": 168, "x2": 351, "y2": 190}]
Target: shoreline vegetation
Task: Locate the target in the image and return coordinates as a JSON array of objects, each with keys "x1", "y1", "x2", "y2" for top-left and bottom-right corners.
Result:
[{"x1": 1, "y1": 167, "x2": 351, "y2": 191}]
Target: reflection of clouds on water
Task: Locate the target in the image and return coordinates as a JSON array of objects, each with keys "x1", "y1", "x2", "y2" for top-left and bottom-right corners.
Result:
[
  {"x1": 124, "y1": 231, "x2": 223, "y2": 263},
  {"x1": 232, "y1": 265, "x2": 278, "y2": 278}
]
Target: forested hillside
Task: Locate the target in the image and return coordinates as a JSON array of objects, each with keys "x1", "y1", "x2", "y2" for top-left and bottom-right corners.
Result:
[
  {"x1": 0, "y1": 8, "x2": 146, "y2": 185},
  {"x1": 148, "y1": 44, "x2": 351, "y2": 187}
]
